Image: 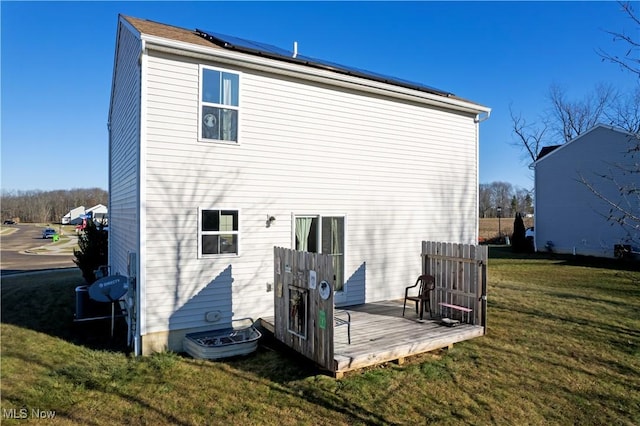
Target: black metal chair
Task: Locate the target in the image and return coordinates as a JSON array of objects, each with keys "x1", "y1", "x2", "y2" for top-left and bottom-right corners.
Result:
[
  {"x1": 335, "y1": 310, "x2": 351, "y2": 344},
  {"x1": 403, "y1": 275, "x2": 435, "y2": 320}
]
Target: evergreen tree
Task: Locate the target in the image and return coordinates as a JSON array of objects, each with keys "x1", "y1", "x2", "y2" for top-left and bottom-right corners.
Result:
[
  {"x1": 512, "y1": 213, "x2": 527, "y2": 253},
  {"x1": 73, "y1": 220, "x2": 108, "y2": 284}
]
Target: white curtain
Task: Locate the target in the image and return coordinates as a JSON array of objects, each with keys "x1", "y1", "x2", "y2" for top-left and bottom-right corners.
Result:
[
  {"x1": 331, "y1": 218, "x2": 344, "y2": 291},
  {"x1": 295, "y1": 218, "x2": 313, "y2": 252},
  {"x1": 222, "y1": 75, "x2": 233, "y2": 140}
]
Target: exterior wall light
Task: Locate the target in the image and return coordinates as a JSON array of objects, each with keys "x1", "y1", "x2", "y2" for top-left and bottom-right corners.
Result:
[{"x1": 266, "y1": 215, "x2": 276, "y2": 228}]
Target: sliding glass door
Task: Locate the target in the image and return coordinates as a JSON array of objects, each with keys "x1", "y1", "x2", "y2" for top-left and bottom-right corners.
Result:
[{"x1": 295, "y1": 215, "x2": 345, "y2": 291}]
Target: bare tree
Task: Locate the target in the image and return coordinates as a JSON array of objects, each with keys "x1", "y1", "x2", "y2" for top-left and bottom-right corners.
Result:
[
  {"x1": 509, "y1": 105, "x2": 549, "y2": 164},
  {"x1": 0, "y1": 188, "x2": 107, "y2": 223},
  {"x1": 479, "y1": 182, "x2": 533, "y2": 218},
  {"x1": 548, "y1": 83, "x2": 617, "y2": 142},
  {"x1": 597, "y1": 1, "x2": 640, "y2": 77},
  {"x1": 607, "y1": 85, "x2": 640, "y2": 133},
  {"x1": 492, "y1": 181, "x2": 514, "y2": 214},
  {"x1": 479, "y1": 183, "x2": 493, "y2": 218},
  {"x1": 514, "y1": 187, "x2": 533, "y2": 215},
  {"x1": 511, "y1": 1, "x2": 639, "y2": 162},
  {"x1": 511, "y1": 83, "x2": 622, "y2": 165}
]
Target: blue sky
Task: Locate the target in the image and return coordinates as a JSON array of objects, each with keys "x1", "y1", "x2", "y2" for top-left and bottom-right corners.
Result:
[{"x1": 1, "y1": 1, "x2": 637, "y2": 192}]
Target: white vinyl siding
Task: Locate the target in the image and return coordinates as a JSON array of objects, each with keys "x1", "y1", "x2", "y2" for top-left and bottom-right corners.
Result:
[
  {"x1": 108, "y1": 23, "x2": 141, "y2": 277},
  {"x1": 139, "y1": 50, "x2": 478, "y2": 336}
]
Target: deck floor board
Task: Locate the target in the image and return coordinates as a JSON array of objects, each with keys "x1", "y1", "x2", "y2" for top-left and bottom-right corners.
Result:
[{"x1": 260, "y1": 300, "x2": 484, "y2": 375}]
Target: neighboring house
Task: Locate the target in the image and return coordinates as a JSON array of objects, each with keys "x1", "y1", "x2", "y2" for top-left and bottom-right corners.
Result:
[
  {"x1": 533, "y1": 125, "x2": 639, "y2": 258},
  {"x1": 62, "y1": 205, "x2": 108, "y2": 226},
  {"x1": 61, "y1": 206, "x2": 85, "y2": 225},
  {"x1": 108, "y1": 15, "x2": 491, "y2": 355},
  {"x1": 86, "y1": 204, "x2": 109, "y2": 224}
]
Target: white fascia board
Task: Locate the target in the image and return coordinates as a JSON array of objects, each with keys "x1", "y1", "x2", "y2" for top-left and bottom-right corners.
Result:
[
  {"x1": 108, "y1": 20, "x2": 124, "y2": 125},
  {"x1": 533, "y1": 124, "x2": 633, "y2": 166},
  {"x1": 141, "y1": 34, "x2": 491, "y2": 116},
  {"x1": 109, "y1": 16, "x2": 143, "y2": 125}
]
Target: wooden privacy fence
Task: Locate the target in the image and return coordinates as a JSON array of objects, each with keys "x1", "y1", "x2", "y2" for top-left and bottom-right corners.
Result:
[
  {"x1": 422, "y1": 241, "x2": 488, "y2": 329},
  {"x1": 273, "y1": 247, "x2": 335, "y2": 371}
]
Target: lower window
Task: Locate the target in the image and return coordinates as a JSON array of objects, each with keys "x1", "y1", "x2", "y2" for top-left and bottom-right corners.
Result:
[{"x1": 200, "y1": 209, "x2": 239, "y2": 256}]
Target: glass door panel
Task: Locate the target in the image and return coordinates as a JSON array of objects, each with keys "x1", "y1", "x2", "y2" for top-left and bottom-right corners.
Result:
[{"x1": 322, "y1": 217, "x2": 344, "y2": 291}]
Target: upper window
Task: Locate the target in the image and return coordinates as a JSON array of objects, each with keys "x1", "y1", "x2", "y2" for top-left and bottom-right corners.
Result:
[
  {"x1": 200, "y1": 209, "x2": 239, "y2": 256},
  {"x1": 200, "y1": 67, "x2": 239, "y2": 142}
]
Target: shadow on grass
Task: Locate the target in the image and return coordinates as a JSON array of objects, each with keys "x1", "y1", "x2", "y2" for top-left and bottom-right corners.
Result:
[
  {"x1": 488, "y1": 245, "x2": 640, "y2": 272},
  {"x1": 0, "y1": 269, "x2": 130, "y2": 353},
  {"x1": 2, "y1": 270, "x2": 393, "y2": 424},
  {"x1": 199, "y1": 340, "x2": 398, "y2": 425},
  {"x1": 181, "y1": 331, "x2": 398, "y2": 425}
]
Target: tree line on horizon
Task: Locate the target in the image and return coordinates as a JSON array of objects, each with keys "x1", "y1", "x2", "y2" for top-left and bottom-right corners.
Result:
[
  {"x1": 479, "y1": 181, "x2": 533, "y2": 219},
  {"x1": 1, "y1": 188, "x2": 108, "y2": 224},
  {"x1": 2, "y1": 182, "x2": 529, "y2": 225}
]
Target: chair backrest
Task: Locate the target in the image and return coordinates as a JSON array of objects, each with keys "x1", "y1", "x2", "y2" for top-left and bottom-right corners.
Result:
[{"x1": 417, "y1": 275, "x2": 435, "y2": 296}]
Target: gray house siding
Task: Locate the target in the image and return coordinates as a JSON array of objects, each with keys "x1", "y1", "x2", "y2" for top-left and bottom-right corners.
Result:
[{"x1": 534, "y1": 126, "x2": 638, "y2": 258}]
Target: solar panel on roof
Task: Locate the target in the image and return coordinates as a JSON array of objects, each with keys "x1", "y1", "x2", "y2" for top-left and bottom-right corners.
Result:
[
  {"x1": 295, "y1": 53, "x2": 451, "y2": 96},
  {"x1": 195, "y1": 29, "x2": 453, "y2": 97},
  {"x1": 197, "y1": 29, "x2": 293, "y2": 57}
]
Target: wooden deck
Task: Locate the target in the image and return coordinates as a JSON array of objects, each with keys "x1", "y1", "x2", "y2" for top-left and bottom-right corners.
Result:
[{"x1": 259, "y1": 299, "x2": 485, "y2": 377}]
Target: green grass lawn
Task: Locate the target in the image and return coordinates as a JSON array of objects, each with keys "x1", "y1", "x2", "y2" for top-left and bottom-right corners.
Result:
[{"x1": 1, "y1": 250, "x2": 639, "y2": 425}]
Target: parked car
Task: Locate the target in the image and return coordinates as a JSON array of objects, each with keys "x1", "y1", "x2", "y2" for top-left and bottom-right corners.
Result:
[
  {"x1": 525, "y1": 227, "x2": 535, "y2": 252},
  {"x1": 525, "y1": 227, "x2": 534, "y2": 239},
  {"x1": 42, "y1": 228, "x2": 57, "y2": 239},
  {"x1": 3, "y1": 220, "x2": 16, "y2": 225}
]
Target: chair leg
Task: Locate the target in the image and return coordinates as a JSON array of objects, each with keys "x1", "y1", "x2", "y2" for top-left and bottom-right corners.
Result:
[{"x1": 402, "y1": 300, "x2": 407, "y2": 316}]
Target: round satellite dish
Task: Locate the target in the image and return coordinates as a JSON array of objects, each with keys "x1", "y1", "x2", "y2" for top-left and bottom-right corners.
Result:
[
  {"x1": 88, "y1": 275, "x2": 128, "y2": 302},
  {"x1": 318, "y1": 280, "x2": 331, "y2": 300}
]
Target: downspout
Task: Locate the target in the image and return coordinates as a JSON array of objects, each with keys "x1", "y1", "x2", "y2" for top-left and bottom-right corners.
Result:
[
  {"x1": 138, "y1": 39, "x2": 146, "y2": 65},
  {"x1": 474, "y1": 111, "x2": 491, "y2": 244},
  {"x1": 474, "y1": 111, "x2": 491, "y2": 331},
  {"x1": 134, "y1": 37, "x2": 146, "y2": 357}
]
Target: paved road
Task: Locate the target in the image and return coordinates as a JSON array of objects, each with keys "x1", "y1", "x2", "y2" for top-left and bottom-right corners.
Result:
[{"x1": 1, "y1": 224, "x2": 77, "y2": 275}]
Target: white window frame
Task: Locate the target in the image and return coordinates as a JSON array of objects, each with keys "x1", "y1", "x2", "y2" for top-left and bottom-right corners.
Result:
[
  {"x1": 198, "y1": 65, "x2": 241, "y2": 144},
  {"x1": 198, "y1": 208, "x2": 240, "y2": 258},
  {"x1": 291, "y1": 213, "x2": 347, "y2": 301}
]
